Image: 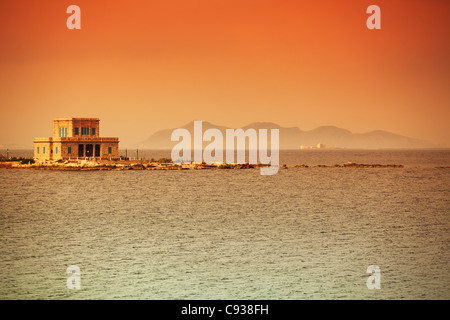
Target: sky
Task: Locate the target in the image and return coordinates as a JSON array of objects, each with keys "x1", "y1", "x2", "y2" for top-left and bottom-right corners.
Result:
[{"x1": 0, "y1": 0, "x2": 449, "y2": 148}]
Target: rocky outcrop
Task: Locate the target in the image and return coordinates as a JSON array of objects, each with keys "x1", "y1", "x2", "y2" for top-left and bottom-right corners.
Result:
[{"x1": 2, "y1": 160, "x2": 407, "y2": 170}]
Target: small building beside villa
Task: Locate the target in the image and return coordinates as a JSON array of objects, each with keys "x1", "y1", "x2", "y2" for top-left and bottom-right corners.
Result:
[{"x1": 34, "y1": 118, "x2": 119, "y2": 161}]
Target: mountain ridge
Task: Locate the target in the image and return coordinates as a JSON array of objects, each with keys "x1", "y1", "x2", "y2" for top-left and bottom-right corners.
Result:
[{"x1": 136, "y1": 121, "x2": 436, "y2": 149}]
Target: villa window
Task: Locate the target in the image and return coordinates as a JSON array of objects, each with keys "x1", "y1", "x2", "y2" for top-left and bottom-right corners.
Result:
[{"x1": 59, "y1": 128, "x2": 68, "y2": 137}]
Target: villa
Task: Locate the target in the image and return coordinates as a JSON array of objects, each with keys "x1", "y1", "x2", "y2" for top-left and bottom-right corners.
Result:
[{"x1": 34, "y1": 118, "x2": 119, "y2": 161}]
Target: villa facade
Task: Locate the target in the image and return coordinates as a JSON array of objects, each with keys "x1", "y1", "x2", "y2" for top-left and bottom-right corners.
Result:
[{"x1": 34, "y1": 118, "x2": 119, "y2": 161}]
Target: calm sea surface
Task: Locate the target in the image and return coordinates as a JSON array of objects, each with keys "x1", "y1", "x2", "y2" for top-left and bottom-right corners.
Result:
[{"x1": 0, "y1": 150, "x2": 449, "y2": 299}]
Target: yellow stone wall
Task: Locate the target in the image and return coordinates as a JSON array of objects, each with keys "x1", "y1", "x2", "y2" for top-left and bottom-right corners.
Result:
[
  {"x1": 53, "y1": 118, "x2": 100, "y2": 138},
  {"x1": 99, "y1": 141, "x2": 119, "y2": 159},
  {"x1": 34, "y1": 141, "x2": 53, "y2": 161}
]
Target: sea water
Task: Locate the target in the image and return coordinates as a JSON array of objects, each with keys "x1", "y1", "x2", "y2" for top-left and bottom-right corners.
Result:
[{"x1": 0, "y1": 150, "x2": 449, "y2": 299}]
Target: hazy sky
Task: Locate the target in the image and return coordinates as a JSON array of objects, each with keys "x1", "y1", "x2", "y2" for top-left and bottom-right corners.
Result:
[{"x1": 1, "y1": 0, "x2": 449, "y2": 148}]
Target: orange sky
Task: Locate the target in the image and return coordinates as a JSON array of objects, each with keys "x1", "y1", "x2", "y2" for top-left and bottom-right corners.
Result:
[{"x1": 0, "y1": 0, "x2": 449, "y2": 148}]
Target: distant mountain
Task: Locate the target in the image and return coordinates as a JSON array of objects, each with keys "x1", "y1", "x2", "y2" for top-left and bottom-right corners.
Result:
[{"x1": 136, "y1": 121, "x2": 435, "y2": 149}]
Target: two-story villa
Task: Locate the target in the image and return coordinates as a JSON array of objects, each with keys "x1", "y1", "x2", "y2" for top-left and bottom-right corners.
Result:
[{"x1": 34, "y1": 118, "x2": 119, "y2": 161}]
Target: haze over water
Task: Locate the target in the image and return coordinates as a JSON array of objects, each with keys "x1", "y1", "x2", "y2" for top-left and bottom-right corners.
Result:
[{"x1": 0, "y1": 150, "x2": 449, "y2": 299}]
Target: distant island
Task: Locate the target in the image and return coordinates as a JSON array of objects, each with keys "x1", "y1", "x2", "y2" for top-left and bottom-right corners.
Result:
[{"x1": 136, "y1": 121, "x2": 435, "y2": 150}]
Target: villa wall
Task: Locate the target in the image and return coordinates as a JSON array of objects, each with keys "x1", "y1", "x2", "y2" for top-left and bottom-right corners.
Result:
[{"x1": 34, "y1": 140, "x2": 53, "y2": 161}]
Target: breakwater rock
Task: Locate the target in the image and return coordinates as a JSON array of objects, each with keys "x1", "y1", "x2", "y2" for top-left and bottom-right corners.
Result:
[{"x1": 0, "y1": 160, "x2": 407, "y2": 171}]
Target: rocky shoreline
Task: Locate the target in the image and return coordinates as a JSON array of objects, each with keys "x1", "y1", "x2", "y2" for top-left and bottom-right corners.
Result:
[{"x1": 0, "y1": 160, "x2": 413, "y2": 171}]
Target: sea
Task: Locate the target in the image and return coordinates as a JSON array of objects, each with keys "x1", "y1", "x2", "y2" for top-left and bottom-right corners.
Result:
[{"x1": 0, "y1": 149, "x2": 449, "y2": 300}]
